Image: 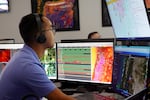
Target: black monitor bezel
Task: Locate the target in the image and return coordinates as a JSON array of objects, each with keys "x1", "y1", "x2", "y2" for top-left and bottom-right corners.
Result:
[{"x1": 61, "y1": 38, "x2": 115, "y2": 43}]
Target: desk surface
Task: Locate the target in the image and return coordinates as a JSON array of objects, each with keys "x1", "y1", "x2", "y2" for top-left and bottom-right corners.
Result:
[{"x1": 72, "y1": 92, "x2": 125, "y2": 100}]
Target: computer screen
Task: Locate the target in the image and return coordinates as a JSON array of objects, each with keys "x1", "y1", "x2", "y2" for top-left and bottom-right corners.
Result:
[
  {"x1": 0, "y1": 44, "x2": 23, "y2": 74},
  {"x1": 105, "y1": 0, "x2": 150, "y2": 40},
  {"x1": 0, "y1": 0, "x2": 9, "y2": 13},
  {"x1": 112, "y1": 45, "x2": 150, "y2": 97},
  {"x1": 57, "y1": 42, "x2": 114, "y2": 84},
  {"x1": 40, "y1": 43, "x2": 57, "y2": 80}
]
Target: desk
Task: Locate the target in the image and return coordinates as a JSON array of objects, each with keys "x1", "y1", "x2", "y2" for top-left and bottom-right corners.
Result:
[{"x1": 72, "y1": 92, "x2": 125, "y2": 100}]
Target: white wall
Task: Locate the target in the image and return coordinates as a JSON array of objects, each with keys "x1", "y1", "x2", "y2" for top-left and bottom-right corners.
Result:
[{"x1": 0, "y1": 0, "x2": 114, "y2": 43}]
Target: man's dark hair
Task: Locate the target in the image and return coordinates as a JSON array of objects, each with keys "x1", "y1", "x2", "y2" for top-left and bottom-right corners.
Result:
[
  {"x1": 19, "y1": 13, "x2": 43, "y2": 44},
  {"x1": 88, "y1": 31, "x2": 99, "y2": 39}
]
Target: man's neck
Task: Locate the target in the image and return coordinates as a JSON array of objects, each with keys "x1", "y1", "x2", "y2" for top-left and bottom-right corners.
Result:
[{"x1": 28, "y1": 43, "x2": 45, "y2": 59}]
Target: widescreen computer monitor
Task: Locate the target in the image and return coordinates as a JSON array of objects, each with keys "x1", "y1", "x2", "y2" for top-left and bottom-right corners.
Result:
[
  {"x1": 105, "y1": 0, "x2": 150, "y2": 40},
  {"x1": 40, "y1": 43, "x2": 57, "y2": 80},
  {"x1": 0, "y1": 44, "x2": 24, "y2": 73},
  {"x1": 57, "y1": 42, "x2": 114, "y2": 84},
  {"x1": 112, "y1": 45, "x2": 150, "y2": 97}
]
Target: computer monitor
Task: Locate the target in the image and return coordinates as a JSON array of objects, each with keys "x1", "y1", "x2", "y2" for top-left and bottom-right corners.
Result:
[
  {"x1": 57, "y1": 42, "x2": 114, "y2": 84},
  {"x1": 112, "y1": 45, "x2": 150, "y2": 97},
  {"x1": 40, "y1": 43, "x2": 57, "y2": 80},
  {"x1": 0, "y1": 0, "x2": 9, "y2": 13},
  {"x1": 0, "y1": 44, "x2": 24, "y2": 73},
  {"x1": 105, "y1": 0, "x2": 150, "y2": 40}
]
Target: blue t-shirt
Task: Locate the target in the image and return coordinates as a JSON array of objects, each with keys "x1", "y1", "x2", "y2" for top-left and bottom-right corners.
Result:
[{"x1": 0, "y1": 44, "x2": 56, "y2": 100}]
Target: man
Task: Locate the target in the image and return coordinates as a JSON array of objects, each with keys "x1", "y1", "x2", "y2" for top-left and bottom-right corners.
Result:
[
  {"x1": 0, "y1": 13, "x2": 76, "y2": 100},
  {"x1": 88, "y1": 31, "x2": 101, "y2": 39}
]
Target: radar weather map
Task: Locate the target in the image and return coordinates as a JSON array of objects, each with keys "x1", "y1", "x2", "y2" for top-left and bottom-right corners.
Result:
[{"x1": 106, "y1": 0, "x2": 150, "y2": 39}]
